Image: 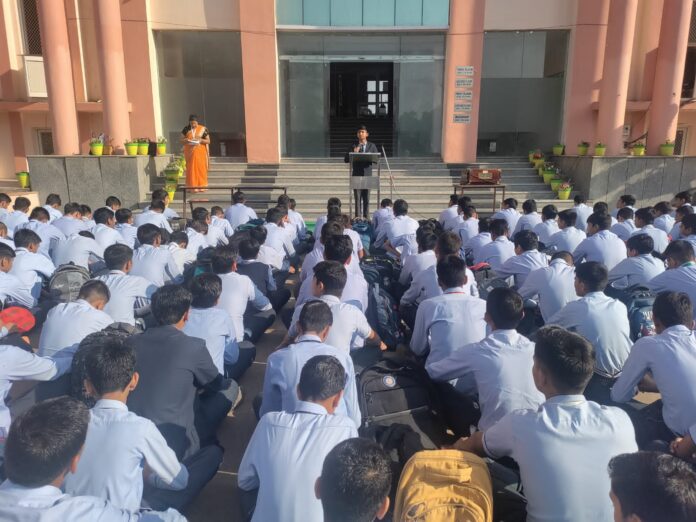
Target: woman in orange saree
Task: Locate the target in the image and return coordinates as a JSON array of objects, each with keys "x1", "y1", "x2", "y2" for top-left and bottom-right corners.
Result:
[{"x1": 180, "y1": 114, "x2": 210, "y2": 192}]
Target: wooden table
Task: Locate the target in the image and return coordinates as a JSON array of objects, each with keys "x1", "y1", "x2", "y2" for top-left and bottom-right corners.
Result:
[
  {"x1": 452, "y1": 183, "x2": 507, "y2": 214},
  {"x1": 178, "y1": 184, "x2": 287, "y2": 220}
]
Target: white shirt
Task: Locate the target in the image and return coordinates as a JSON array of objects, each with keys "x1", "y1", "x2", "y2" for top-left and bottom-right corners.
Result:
[
  {"x1": 654, "y1": 214, "x2": 675, "y2": 235},
  {"x1": 611, "y1": 220, "x2": 636, "y2": 241},
  {"x1": 167, "y1": 243, "x2": 196, "y2": 274},
  {"x1": 142, "y1": 205, "x2": 179, "y2": 220},
  {"x1": 264, "y1": 222, "x2": 295, "y2": 259},
  {"x1": 224, "y1": 203, "x2": 258, "y2": 229},
  {"x1": 683, "y1": 234, "x2": 696, "y2": 256},
  {"x1": 94, "y1": 223, "x2": 126, "y2": 249},
  {"x1": 204, "y1": 224, "x2": 228, "y2": 247},
  {"x1": 211, "y1": 215, "x2": 234, "y2": 237},
  {"x1": 573, "y1": 203, "x2": 593, "y2": 232},
  {"x1": 428, "y1": 329, "x2": 544, "y2": 431},
  {"x1": 10, "y1": 248, "x2": 56, "y2": 306},
  {"x1": 547, "y1": 226, "x2": 586, "y2": 253},
  {"x1": 38, "y1": 299, "x2": 114, "y2": 357},
  {"x1": 314, "y1": 214, "x2": 328, "y2": 237},
  {"x1": 0, "y1": 270, "x2": 34, "y2": 308},
  {"x1": 607, "y1": 254, "x2": 665, "y2": 289},
  {"x1": 466, "y1": 232, "x2": 492, "y2": 262},
  {"x1": 116, "y1": 223, "x2": 138, "y2": 248},
  {"x1": 573, "y1": 230, "x2": 627, "y2": 271},
  {"x1": 399, "y1": 250, "x2": 436, "y2": 286},
  {"x1": 296, "y1": 264, "x2": 368, "y2": 312},
  {"x1": 518, "y1": 259, "x2": 578, "y2": 321},
  {"x1": 257, "y1": 244, "x2": 284, "y2": 271},
  {"x1": 52, "y1": 215, "x2": 88, "y2": 237},
  {"x1": 1, "y1": 211, "x2": 28, "y2": 236},
  {"x1": 482, "y1": 396, "x2": 637, "y2": 522},
  {"x1": 386, "y1": 215, "x2": 419, "y2": 256},
  {"x1": 64, "y1": 399, "x2": 188, "y2": 512},
  {"x1": 454, "y1": 218, "x2": 479, "y2": 247},
  {"x1": 43, "y1": 205, "x2": 63, "y2": 222},
  {"x1": 443, "y1": 214, "x2": 463, "y2": 232},
  {"x1": 532, "y1": 220, "x2": 559, "y2": 245},
  {"x1": 372, "y1": 207, "x2": 393, "y2": 231},
  {"x1": 631, "y1": 225, "x2": 669, "y2": 253},
  {"x1": 288, "y1": 208, "x2": 307, "y2": 240},
  {"x1": 96, "y1": 270, "x2": 156, "y2": 326},
  {"x1": 670, "y1": 220, "x2": 683, "y2": 240},
  {"x1": 411, "y1": 288, "x2": 487, "y2": 373},
  {"x1": 476, "y1": 236, "x2": 515, "y2": 271},
  {"x1": 238, "y1": 401, "x2": 357, "y2": 522},
  {"x1": 185, "y1": 228, "x2": 207, "y2": 256},
  {"x1": 400, "y1": 263, "x2": 478, "y2": 306},
  {"x1": 495, "y1": 249, "x2": 549, "y2": 288},
  {"x1": 512, "y1": 212, "x2": 542, "y2": 237},
  {"x1": 648, "y1": 263, "x2": 696, "y2": 319},
  {"x1": 183, "y1": 307, "x2": 238, "y2": 374},
  {"x1": 492, "y1": 208, "x2": 520, "y2": 233},
  {"x1": 300, "y1": 245, "x2": 361, "y2": 284},
  {"x1": 19, "y1": 220, "x2": 65, "y2": 257},
  {"x1": 547, "y1": 292, "x2": 632, "y2": 377},
  {"x1": 343, "y1": 228, "x2": 364, "y2": 258},
  {"x1": 52, "y1": 234, "x2": 104, "y2": 270},
  {"x1": 131, "y1": 244, "x2": 182, "y2": 287},
  {"x1": 134, "y1": 211, "x2": 172, "y2": 233},
  {"x1": 438, "y1": 205, "x2": 459, "y2": 225},
  {"x1": 216, "y1": 271, "x2": 272, "y2": 342}
]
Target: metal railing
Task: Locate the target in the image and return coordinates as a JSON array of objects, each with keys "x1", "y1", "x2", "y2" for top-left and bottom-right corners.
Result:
[{"x1": 178, "y1": 184, "x2": 287, "y2": 219}]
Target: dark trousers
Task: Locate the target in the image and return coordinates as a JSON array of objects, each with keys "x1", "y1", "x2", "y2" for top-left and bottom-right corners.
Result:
[
  {"x1": 225, "y1": 342, "x2": 257, "y2": 381},
  {"x1": 354, "y1": 189, "x2": 369, "y2": 218},
  {"x1": 194, "y1": 378, "x2": 239, "y2": 449},
  {"x1": 400, "y1": 303, "x2": 418, "y2": 331},
  {"x1": 268, "y1": 288, "x2": 291, "y2": 312},
  {"x1": 243, "y1": 309, "x2": 276, "y2": 344},
  {"x1": 626, "y1": 399, "x2": 675, "y2": 449},
  {"x1": 143, "y1": 444, "x2": 223, "y2": 512},
  {"x1": 436, "y1": 382, "x2": 481, "y2": 438},
  {"x1": 280, "y1": 307, "x2": 294, "y2": 330},
  {"x1": 583, "y1": 373, "x2": 617, "y2": 406}
]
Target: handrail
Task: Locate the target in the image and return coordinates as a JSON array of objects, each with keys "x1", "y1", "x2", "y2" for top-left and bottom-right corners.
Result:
[{"x1": 381, "y1": 145, "x2": 394, "y2": 200}]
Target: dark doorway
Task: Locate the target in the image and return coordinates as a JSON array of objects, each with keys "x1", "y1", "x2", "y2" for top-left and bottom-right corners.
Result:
[{"x1": 329, "y1": 62, "x2": 394, "y2": 157}]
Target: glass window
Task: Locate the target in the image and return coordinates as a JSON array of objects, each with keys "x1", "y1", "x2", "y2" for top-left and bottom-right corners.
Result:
[
  {"x1": 331, "y1": 0, "x2": 362, "y2": 26},
  {"x1": 421, "y1": 0, "x2": 449, "y2": 26},
  {"x1": 395, "y1": 0, "x2": 423, "y2": 26},
  {"x1": 276, "y1": 0, "x2": 303, "y2": 25},
  {"x1": 304, "y1": 0, "x2": 331, "y2": 26},
  {"x1": 366, "y1": 0, "x2": 396, "y2": 26}
]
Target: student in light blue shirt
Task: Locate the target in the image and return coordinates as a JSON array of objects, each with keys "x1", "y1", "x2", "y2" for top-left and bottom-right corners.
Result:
[
  {"x1": 130, "y1": 225, "x2": 183, "y2": 287},
  {"x1": 19, "y1": 207, "x2": 65, "y2": 258},
  {"x1": 512, "y1": 199, "x2": 542, "y2": 238},
  {"x1": 631, "y1": 207, "x2": 669, "y2": 253},
  {"x1": 52, "y1": 202, "x2": 89, "y2": 238},
  {"x1": 573, "y1": 212, "x2": 627, "y2": 271},
  {"x1": 134, "y1": 200, "x2": 173, "y2": 234},
  {"x1": 495, "y1": 230, "x2": 548, "y2": 288},
  {"x1": 608, "y1": 234, "x2": 665, "y2": 289},
  {"x1": 476, "y1": 218, "x2": 515, "y2": 270},
  {"x1": 465, "y1": 217, "x2": 492, "y2": 264},
  {"x1": 43, "y1": 193, "x2": 63, "y2": 222},
  {"x1": 492, "y1": 197, "x2": 521, "y2": 234},
  {"x1": 532, "y1": 204, "x2": 559, "y2": 246},
  {"x1": 260, "y1": 300, "x2": 361, "y2": 427},
  {"x1": 116, "y1": 208, "x2": 138, "y2": 248},
  {"x1": 547, "y1": 209, "x2": 586, "y2": 253},
  {"x1": 210, "y1": 206, "x2": 234, "y2": 237},
  {"x1": 573, "y1": 195, "x2": 593, "y2": 232},
  {"x1": 653, "y1": 201, "x2": 675, "y2": 235},
  {"x1": 224, "y1": 190, "x2": 258, "y2": 229},
  {"x1": 518, "y1": 251, "x2": 578, "y2": 323},
  {"x1": 0, "y1": 243, "x2": 34, "y2": 308},
  {"x1": 1, "y1": 196, "x2": 30, "y2": 236},
  {"x1": 452, "y1": 204, "x2": 479, "y2": 246},
  {"x1": 612, "y1": 194, "x2": 636, "y2": 219},
  {"x1": 670, "y1": 204, "x2": 694, "y2": 240},
  {"x1": 399, "y1": 229, "x2": 437, "y2": 286},
  {"x1": 10, "y1": 229, "x2": 56, "y2": 306},
  {"x1": 93, "y1": 207, "x2": 126, "y2": 250},
  {"x1": 239, "y1": 355, "x2": 358, "y2": 522},
  {"x1": 610, "y1": 207, "x2": 636, "y2": 241},
  {"x1": 648, "y1": 241, "x2": 696, "y2": 320},
  {"x1": 146, "y1": 189, "x2": 180, "y2": 221},
  {"x1": 680, "y1": 213, "x2": 696, "y2": 255}
]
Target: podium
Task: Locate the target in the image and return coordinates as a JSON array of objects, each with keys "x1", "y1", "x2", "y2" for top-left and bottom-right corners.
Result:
[{"x1": 348, "y1": 152, "x2": 381, "y2": 219}]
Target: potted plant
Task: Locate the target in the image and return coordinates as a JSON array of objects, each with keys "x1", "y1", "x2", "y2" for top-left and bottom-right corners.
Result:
[
  {"x1": 137, "y1": 138, "x2": 150, "y2": 155},
  {"x1": 164, "y1": 182, "x2": 178, "y2": 202},
  {"x1": 157, "y1": 136, "x2": 167, "y2": 156},
  {"x1": 89, "y1": 137, "x2": 104, "y2": 156},
  {"x1": 125, "y1": 139, "x2": 138, "y2": 156},
  {"x1": 532, "y1": 151, "x2": 545, "y2": 169},
  {"x1": 103, "y1": 137, "x2": 114, "y2": 156},
  {"x1": 15, "y1": 171, "x2": 29, "y2": 189},
  {"x1": 175, "y1": 155, "x2": 186, "y2": 178},
  {"x1": 557, "y1": 182, "x2": 572, "y2": 200},
  {"x1": 659, "y1": 139, "x2": 675, "y2": 156},
  {"x1": 528, "y1": 150, "x2": 536, "y2": 163},
  {"x1": 594, "y1": 142, "x2": 606, "y2": 156},
  {"x1": 631, "y1": 141, "x2": 646, "y2": 156},
  {"x1": 577, "y1": 141, "x2": 590, "y2": 156},
  {"x1": 543, "y1": 166, "x2": 558, "y2": 185},
  {"x1": 550, "y1": 177, "x2": 564, "y2": 192},
  {"x1": 552, "y1": 143, "x2": 564, "y2": 156}
]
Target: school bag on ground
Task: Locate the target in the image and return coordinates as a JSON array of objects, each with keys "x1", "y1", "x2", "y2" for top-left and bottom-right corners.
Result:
[
  {"x1": 620, "y1": 286, "x2": 656, "y2": 341},
  {"x1": 366, "y1": 283, "x2": 404, "y2": 349},
  {"x1": 393, "y1": 450, "x2": 493, "y2": 522},
  {"x1": 48, "y1": 263, "x2": 91, "y2": 303},
  {"x1": 352, "y1": 219, "x2": 374, "y2": 252}
]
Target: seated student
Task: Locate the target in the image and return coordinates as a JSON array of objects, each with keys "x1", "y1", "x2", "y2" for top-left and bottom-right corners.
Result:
[
  {"x1": 671, "y1": 204, "x2": 694, "y2": 240},
  {"x1": 134, "y1": 200, "x2": 173, "y2": 233},
  {"x1": 399, "y1": 229, "x2": 437, "y2": 286},
  {"x1": 532, "y1": 204, "x2": 559, "y2": 246},
  {"x1": 492, "y1": 197, "x2": 521, "y2": 233},
  {"x1": 607, "y1": 234, "x2": 665, "y2": 289},
  {"x1": 512, "y1": 199, "x2": 542, "y2": 237},
  {"x1": 224, "y1": 190, "x2": 258, "y2": 229},
  {"x1": 314, "y1": 197, "x2": 341, "y2": 239},
  {"x1": 454, "y1": 326, "x2": 637, "y2": 522},
  {"x1": 96, "y1": 244, "x2": 157, "y2": 328},
  {"x1": 594, "y1": 201, "x2": 618, "y2": 227},
  {"x1": 631, "y1": 207, "x2": 669, "y2": 253},
  {"x1": 167, "y1": 231, "x2": 196, "y2": 274},
  {"x1": 0, "y1": 243, "x2": 34, "y2": 307},
  {"x1": 276, "y1": 199, "x2": 299, "y2": 245},
  {"x1": 185, "y1": 219, "x2": 208, "y2": 256},
  {"x1": 312, "y1": 205, "x2": 342, "y2": 252},
  {"x1": 236, "y1": 238, "x2": 290, "y2": 311},
  {"x1": 249, "y1": 224, "x2": 284, "y2": 272},
  {"x1": 613, "y1": 194, "x2": 637, "y2": 218},
  {"x1": 495, "y1": 230, "x2": 548, "y2": 288},
  {"x1": 285, "y1": 261, "x2": 383, "y2": 353},
  {"x1": 261, "y1": 300, "x2": 361, "y2": 427},
  {"x1": 573, "y1": 212, "x2": 627, "y2": 270},
  {"x1": 1, "y1": 196, "x2": 30, "y2": 236},
  {"x1": 64, "y1": 336, "x2": 221, "y2": 513},
  {"x1": 372, "y1": 198, "x2": 394, "y2": 232},
  {"x1": 547, "y1": 261, "x2": 632, "y2": 403},
  {"x1": 0, "y1": 397, "x2": 186, "y2": 521},
  {"x1": 144, "y1": 189, "x2": 179, "y2": 220},
  {"x1": 680, "y1": 213, "x2": 696, "y2": 255},
  {"x1": 212, "y1": 245, "x2": 274, "y2": 345},
  {"x1": 0, "y1": 222, "x2": 13, "y2": 249},
  {"x1": 52, "y1": 230, "x2": 105, "y2": 271},
  {"x1": 443, "y1": 196, "x2": 472, "y2": 232},
  {"x1": 653, "y1": 200, "x2": 675, "y2": 235},
  {"x1": 301, "y1": 221, "x2": 344, "y2": 284},
  {"x1": 105, "y1": 195, "x2": 122, "y2": 212},
  {"x1": 93, "y1": 207, "x2": 125, "y2": 249},
  {"x1": 130, "y1": 224, "x2": 182, "y2": 287},
  {"x1": 38, "y1": 280, "x2": 114, "y2": 357},
  {"x1": 438, "y1": 194, "x2": 459, "y2": 226},
  {"x1": 20, "y1": 206, "x2": 65, "y2": 257},
  {"x1": 210, "y1": 205, "x2": 234, "y2": 238},
  {"x1": 452, "y1": 203, "x2": 479, "y2": 246},
  {"x1": 81, "y1": 204, "x2": 95, "y2": 231},
  {"x1": 384, "y1": 199, "x2": 419, "y2": 260},
  {"x1": 611, "y1": 291, "x2": 696, "y2": 446},
  {"x1": 573, "y1": 194, "x2": 593, "y2": 232},
  {"x1": 476, "y1": 218, "x2": 515, "y2": 270},
  {"x1": 42, "y1": 193, "x2": 63, "y2": 222},
  {"x1": 672, "y1": 190, "x2": 692, "y2": 211},
  {"x1": 518, "y1": 251, "x2": 578, "y2": 323},
  {"x1": 316, "y1": 438, "x2": 392, "y2": 522},
  {"x1": 610, "y1": 207, "x2": 636, "y2": 241},
  {"x1": 464, "y1": 216, "x2": 492, "y2": 263},
  {"x1": 429, "y1": 287, "x2": 544, "y2": 431},
  {"x1": 648, "y1": 240, "x2": 696, "y2": 320},
  {"x1": 115, "y1": 208, "x2": 138, "y2": 248},
  {"x1": 547, "y1": 209, "x2": 586, "y2": 253},
  {"x1": 0, "y1": 192, "x2": 10, "y2": 220},
  {"x1": 128, "y1": 285, "x2": 239, "y2": 459},
  {"x1": 337, "y1": 214, "x2": 364, "y2": 259},
  {"x1": 411, "y1": 255, "x2": 486, "y2": 369},
  {"x1": 183, "y1": 273, "x2": 239, "y2": 378},
  {"x1": 52, "y1": 202, "x2": 87, "y2": 237},
  {"x1": 10, "y1": 229, "x2": 56, "y2": 306},
  {"x1": 289, "y1": 197, "x2": 310, "y2": 241},
  {"x1": 239, "y1": 355, "x2": 358, "y2": 522},
  {"x1": 264, "y1": 206, "x2": 296, "y2": 267},
  {"x1": 191, "y1": 207, "x2": 227, "y2": 247}
]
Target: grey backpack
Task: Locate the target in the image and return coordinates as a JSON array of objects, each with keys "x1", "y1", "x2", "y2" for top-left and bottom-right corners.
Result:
[{"x1": 48, "y1": 263, "x2": 91, "y2": 303}]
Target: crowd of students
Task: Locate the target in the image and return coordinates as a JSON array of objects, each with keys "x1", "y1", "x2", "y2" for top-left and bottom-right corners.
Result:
[{"x1": 0, "y1": 186, "x2": 694, "y2": 521}]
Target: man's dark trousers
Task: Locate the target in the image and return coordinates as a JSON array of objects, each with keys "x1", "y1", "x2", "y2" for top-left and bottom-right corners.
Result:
[{"x1": 354, "y1": 188, "x2": 369, "y2": 218}]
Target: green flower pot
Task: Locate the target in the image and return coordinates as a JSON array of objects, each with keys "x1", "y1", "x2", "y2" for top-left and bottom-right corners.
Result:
[
  {"x1": 90, "y1": 143, "x2": 103, "y2": 156},
  {"x1": 137, "y1": 142, "x2": 149, "y2": 155},
  {"x1": 16, "y1": 171, "x2": 29, "y2": 189},
  {"x1": 164, "y1": 168, "x2": 180, "y2": 183},
  {"x1": 659, "y1": 144, "x2": 675, "y2": 156},
  {"x1": 125, "y1": 143, "x2": 138, "y2": 156},
  {"x1": 594, "y1": 146, "x2": 606, "y2": 156},
  {"x1": 528, "y1": 151, "x2": 535, "y2": 163},
  {"x1": 552, "y1": 145, "x2": 564, "y2": 156},
  {"x1": 558, "y1": 188, "x2": 572, "y2": 200},
  {"x1": 632, "y1": 146, "x2": 645, "y2": 156},
  {"x1": 543, "y1": 171, "x2": 556, "y2": 184},
  {"x1": 550, "y1": 179, "x2": 564, "y2": 192},
  {"x1": 533, "y1": 158, "x2": 545, "y2": 168},
  {"x1": 157, "y1": 143, "x2": 167, "y2": 156},
  {"x1": 577, "y1": 145, "x2": 589, "y2": 156}
]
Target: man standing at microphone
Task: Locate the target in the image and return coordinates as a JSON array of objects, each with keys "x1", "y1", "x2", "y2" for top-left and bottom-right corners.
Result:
[{"x1": 345, "y1": 125, "x2": 378, "y2": 219}]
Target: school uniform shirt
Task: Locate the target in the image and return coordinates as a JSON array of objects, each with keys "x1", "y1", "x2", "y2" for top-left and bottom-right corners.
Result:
[
  {"x1": 669, "y1": 220, "x2": 683, "y2": 240},
  {"x1": 372, "y1": 206, "x2": 393, "y2": 231},
  {"x1": 96, "y1": 270, "x2": 157, "y2": 326},
  {"x1": 52, "y1": 215, "x2": 89, "y2": 237},
  {"x1": 257, "y1": 244, "x2": 284, "y2": 271},
  {"x1": 428, "y1": 329, "x2": 544, "y2": 431},
  {"x1": 10, "y1": 247, "x2": 56, "y2": 306},
  {"x1": 648, "y1": 263, "x2": 696, "y2": 319},
  {"x1": 400, "y1": 263, "x2": 478, "y2": 306},
  {"x1": 224, "y1": 203, "x2": 258, "y2": 229},
  {"x1": 512, "y1": 212, "x2": 542, "y2": 237},
  {"x1": 386, "y1": 215, "x2": 419, "y2": 256},
  {"x1": 399, "y1": 250, "x2": 436, "y2": 285},
  {"x1": 0, "y1": 237, "x2": 13, "y2": 250},
  {"x1": 264, "y1": 222, "x2": 295, "y2": 259},
  {"x1": 38, "y1": 299, "x2": 114, "y2": 357},
  {"x1": 343, "y1": 228, "x2": 364, "y2": 258},
  {"x1": 518, "y1": 258, "x2": 578, "y2": 322},
  {"x1": 288, "y1": 294, "x2": 372, "y2": 353},
  {"x1": 43, "y1": 204, "x2": 63, "y2": 222},
  {"x1": 438, "y1": 204, "x2": 459, "y2": 225},
  {"x1": 607, "y1": 254, "x2": 665, "y2": 289},
  {"x1": 314, "y1": 214, "x2": 329, "y2": 237},
  {"x1": 0, "y1": 480, "x2": 186, "y2": 521},
  {"x1": 64, "y1": 399, "x2": 188, "y2": 513},
  {"x1": 611, "y1": 206, "x2": 635, "y2": 219},
  {"x1": 116, "y1": 223, "x2": 138, "y2": 248},
  {"x1": 83, "y1": 218, "x2": 96, "y2": 232},
  {"x1": 476, "y1": 236, "x2": 515, "y2": 271},
  {"x1": 495, "y1": 249, "x2": 549, "y2": 288},
  {"x1": 572, "y1": 230, "x2": 627, "y2": 271},
  {"x1": 1, "y1": 210, "x2": 28, "y2": 236},
  {"x1": 52, "y1": 234, "x2": 105, "y2": 270},
  {"x1": 0, "y1": 207, "x2": 7, "y2": 221},
  {"x1": 238, "y1": 401, "x2": 358, "y2": 522},
  {"x1": 454, "y1": 218, "x2": 479, "y2": 246},
  {"x1": 546, "y1": 226, "x2": 586, "y2": 253},
  {"x1": 183, "y1": 307, "x2": 238, "y2": 374},
  {"x1": 610, "y1": 220, "x2": 636, "y2": 241},
  {"x1": 492, "y1": 208, "x2": 520, "y2": 233},
  {"x1": 211, "y1": 215, "x2": 234, "y2": 237},
  {"x1": 682, "y1": 234, "x2": 696, "y2": 256},
  {"x1": 547, "y1": 292, "x2": 632, "y2": 377},
  {"x1": 134, "y1": 210, "x2": 172, "y2": 233},
  {"x1": 0, "y1": 270, "x2": 34, "y2": 308},
  {"x1": 573, "y1": 203, "x2": 593, "y2": 232},
  {"x1": 411, "y1": 288, "x2": 487, "y2": 373},
  {"x1": 654, "y1": 213, "x2": 675, "y2": 235},
  {"x1": 94, "y1": 223, "x2": 126, "y2": 249},
  {"x1": 443, "y1": 214, "x2": 463, "y2": 232},
  {"x1": 131, "y1": 244, "x2": 183, "y2": 287},
  {"x1": 217, "y1": 271, "x2": 272, "y2": 342},
  {"x1": 297, "y1": 263, "x2": 368, "y2": 312},
  {"x1": 19, "y1": 219, "x2": 65, "y2": 257},
  {"x1": 482, "y1": 395, "x2": 637, "y2": 522},
  {"x1": 143, "y1": 205, "x2": 179, "y2": 220},
  {"x1": 288, "y1": 208, "x2": 308, "y2": 240},
  {"x1": 466, "y1": 232, "x2": 492, "y2": 262},
  {"x1": 532, "y1": 219, "x2": 559, "y2": 245},
  {"x1": 205, "y1": 223, "x2": 228, "y2": 247},
  {"x1": 631, "y1": 225, "x2": 669, "y2": 253},
  {"x1": 260, "y1": 334, "x2": 361, "y2": 427},
  {"x1": 185, "y1": 228, "x2": 207, "y2": 256}
]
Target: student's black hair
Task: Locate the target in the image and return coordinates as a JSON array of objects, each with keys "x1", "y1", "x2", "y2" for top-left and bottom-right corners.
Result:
[
  {"x1": 298, "y1": 299, "x2": 333, "y2": 333},
  {"x1": 436, "y1": 255, "x2": 468, "y2": 289},
  {"x1": 653, "y1": 292, "x2": 693, "y2": 329},
  {"x1": 486, "y1": 287, "x2": 523, "y2": 329},
  {"x1": 78, "y1": 230, "x2": 95, "y2": 240},
  {"x1": 664, "y1": 240, "x2": 695, "y2": 264},
  {"x1": 551, "y1": 250, "x2": 573, "y2": 264},
  {"x1": 319, "y1": 438, "x2": 392, "y2": 522},
  {"x1": 151, "y1": 285, "x2": 192, "y2": 326},
  {"x1": 522, "y1": 199, "x2": 537, "y2": 214},
  {"x1": 93, "y1": 207, "x2": 115, "y2": 225},
  {"x1": 115, "y1": 208, "x2": 132, "y2": 224},
  {"x1": 416, "y1": 231, "x2": 437, "y2": 252},
  {"x1": 593, "y1": 201, "x2": 610, "y2": 214},
  {"x1": 619, "y1": 194, "x2": 636, "y2": 207},
  {"x1": 541, "y1": 204, "x2": 558, "y2": 220},
  {"x1": 320, "y1": 221, "x2": 343, "y2": 243},
  {"x1": 574, "y1": 194, "x2": 587, "y2": 204},
  {"x1": 682, "y1": 213, "x2": 696, "y2": 234},
  {"x1": 232, "y1": 191, "x2": 246, "y2": 204},
  {"x1": 448, "y1": 194, "x2": 458, "y2": 206},
  {"x1": 586, "y1": 212, "x2": 612, "y2": 230},
  {"x1": 265, "y1": 207, "x2": 284, "y2": 225},
  {"x1": 324, "y1": 235, "x2": 353, "y2": 265},
  {"x1": 104, "y1": 244, "x2": 133, "y2": 270},
  {"x1": 478, "y1": 217, "x2": 491, "y2": 233},
  {"x1": 457, "y1": 196, "x2": 472, "y2": 211},
  {"x1": 149, "y1": 200, "x2": 166, "y2": 213},
  {"x1": 0, "y1": 242, "x2": 16, "y2": 260},
  {"x1": 298, "y1": 355, "x2": 346, "y2": 402},
  {"x1": 608, "y1": 451, "x2": 696, "y2": 522},
  {"x1": 210, "y1": 205, "x2": 224, "y2": 216},
  {"x1": 534, "y1": 325, "x2": 595, "y2": 393},
  {"x1": 249, "y1": 225, "x2": 267, "y2": 245},
  {"x1": 13, "y1": 228, "x2": 41, "y2": 248},
  {"x1": 675, "y1": 190, "x2": 693, "y2": 204},
  {"x1": 461, "y1": 205, "x2": 477, "y2": 219},
  {"x1": 64, "y1": 202, "x2": 82, "y2": 215},
  {"x1": 4, "y1": 396, "x2": 89, "y2": 488},
  {"x1": 0, "y1": 193, "x2": 11, "y2": 204},
  {"x1": 277, "y1": 205, "x2": 289, "y2": 218},
  {"x1": 159, "y1": 228, "x2": 171, "y2": 245},
  {"x1": 489, "y1": 218, "x2": 509, "y2": 238},
  {"x1": 212, "y1": 245, "x2": 238, "y2": 274},
  {"x1": 326, "y1": 197, "x2": 341, "y2": 209},
  {"x1": 575, "y1": 261, "x2": 608, "y2": 292},
  {"x1": 626, "y1": 233, "x2": 654, "y2": 255},
  {"x1": 239, "y1": 238, "x2": 261, "y2": 260},
  {"x1": 558, "y1": 209, "x2": 577, "y2": 227},
  {"x1": 84, "y1": 335, "x2": 136, "y2": 396},
  {"x1": 503, "y1": 197, "x2": 518, "y2": 209},
  {"x1": 13, "y1": 196, "x2": 30, "y2": 211},
  {"x1": 150, "y1": 189, "x2": 168, "y2": 202},
  {"x1": 676, "y1": 204, "x2": 695, "y2": 218},
  {"x1": 189, "y1": 273, "x2": 222, "y2": 308},
  {"x1": 170, "y1": 230, "x2": 189, "y2": 247},
  {"x1": 393, "y1": 199, "x2": 408, "y2": 216},
  {"x1": 29, "y1": 206, "x2": 50, "y2": 221},
  {"x1": 634, "y1": 207, "x2": 655, "y2": 225},
  {"x1": 313, "y1": 261, "x2": 347, "y2": 298},
  {"x1": 380, "y1": 198, "x2": 392, "y2": 208},
  {"x1": 45, "y1": 193, "x2": 62, "y2": 206},
  {"x1": 189, "y1": 220, "x2": 208, "y2": 234},
  {"x1": 436, "y1": 231, "x2": 461, "y2": 257},
  {"x1": 78, "y1": 280, "x2": 110, "y2": 303},
  {"x1": 191, "y1": 207, "x2": 209, "y2": 223},
  {"x1": 137, "y1": 223, "x2": 161, "y2": 245},
  {"x1": 514, "y1": 230, "x2": 539, "y2": 251},
  {"x1": 326, "y1": 205, "x2": 342, "y2": 221},
  {"x1": 105, "y1": 196, "x2": 121, "y2": 208},
  {"x1": 654, "y1": 201, "x2": 671, "y2": 216},
  {"x1": 277, "y1": 194, "x2": 290, "y2": 207},
  {"x1": 80, "y1": 204, "x2": 92, "y2": 216},
  {"x1": 616, "y1": 207, "x2": 634, "y2": 221}
]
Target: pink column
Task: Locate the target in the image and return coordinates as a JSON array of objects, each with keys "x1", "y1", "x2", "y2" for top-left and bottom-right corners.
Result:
[
  {"x1": 647, "y1": 0, "x2": 693, "y2": 154},
  {"x1": 562, "y1": 0, "x2": 610, "y2": 151},
  {"x1": 596, "y1": 0, "x2": 639, "y2": 155},
  {"x1": 441, "y1": 0, "x2": 485, "y2": 164},
  {"x1": 36, "y1": 0, "x2": 80, "y2": 155},
  {"x1": 94, "y1": 0, "x2": 130, "y2": 154}
]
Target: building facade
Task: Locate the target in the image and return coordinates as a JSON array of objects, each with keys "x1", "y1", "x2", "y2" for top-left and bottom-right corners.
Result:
[{"x1": 0, "y1": 0, "x2": 693, "y2": 177}]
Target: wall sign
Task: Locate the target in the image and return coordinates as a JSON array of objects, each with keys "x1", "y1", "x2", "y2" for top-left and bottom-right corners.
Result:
[
  {"x1": 455, "y1": 91, "x2": 473, "y2": 101},
  {"x1": 454, "y1": 103, "x2": 472, "y2": 112},
  {"x1": 456, "y1": 65, "x2": 474, "y2": 76},
  {"x1": 453, "y1": 114, "x2": 471, "y2": 124}
]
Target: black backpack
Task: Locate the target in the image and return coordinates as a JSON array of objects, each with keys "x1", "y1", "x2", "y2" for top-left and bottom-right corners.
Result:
[
  {"x1": 621, "y1": 286, "x2": 657, "y2": 341},
  {"x1": 361, "y1": 255, "x2": 401, "y2": 294},
  {"x1": 366, "y1": 283, "x2": 403, "y2": 349},
  {"x1": 48, "y1": 263, "x2": 91, "y2": 303}
]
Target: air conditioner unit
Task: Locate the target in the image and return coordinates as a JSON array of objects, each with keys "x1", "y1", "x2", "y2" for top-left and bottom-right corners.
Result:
[{"x1": 23, "y1": 56, "x2": 47, "y2": 98}]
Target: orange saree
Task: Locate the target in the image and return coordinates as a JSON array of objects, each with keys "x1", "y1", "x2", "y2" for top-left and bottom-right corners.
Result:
[{"x1": 183, "y1": 125, "x2": 209, "y2": 188}]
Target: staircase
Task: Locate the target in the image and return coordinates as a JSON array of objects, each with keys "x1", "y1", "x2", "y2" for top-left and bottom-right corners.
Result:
[{"x1": 329, "y1": 118, "x2": 394, "y2": 157}]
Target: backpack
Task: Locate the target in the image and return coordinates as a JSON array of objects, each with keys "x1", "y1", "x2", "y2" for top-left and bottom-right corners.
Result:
[
  {"x1": 366, "y1": 283, "x2": 404, "y2": 349},
  {"x1": 48, "y1": 263, "x2": 91, "y2": 303},
  {"x1": 361, "y1": 256, "x2": 401, "y2": 294},
  {"x1": 235, "y1": 218, "x2": 265, "y2": 232},
  {"x1": 393, "y1": 450, "x2": 494, "y2": 522},
  {"x1": 477, "y1": 275, "x2": 512, "y2": 300},
  {"x1": 621, "y1": 286, "x2": 656, "y2": 341},
  {"x1": 352, "y1": 219, "x2": 373, "y2": 253}
]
